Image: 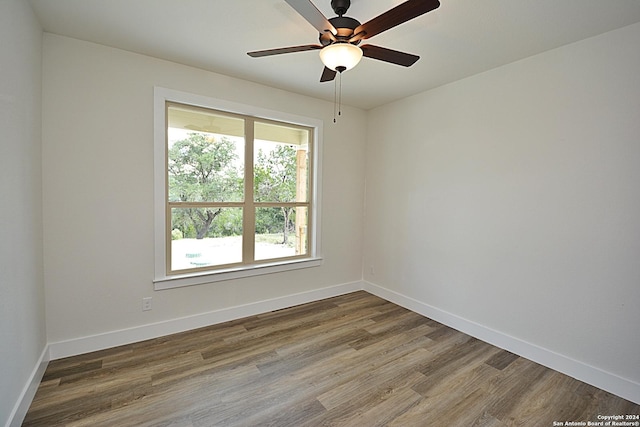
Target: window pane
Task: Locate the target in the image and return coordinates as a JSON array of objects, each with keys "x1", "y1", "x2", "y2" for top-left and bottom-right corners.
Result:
[
  {"x1": 255, "y1": 206, "x2": 307, "y2": 261},
  {"x1": 168, "y1": 106, "x2": 244, "y2": 203},
  {"x1": 170, "y1": 207, "x2": 242, "y2": 271},
  {"x1": 254, "y1": 122, "x2": 309, "y2": 203}
]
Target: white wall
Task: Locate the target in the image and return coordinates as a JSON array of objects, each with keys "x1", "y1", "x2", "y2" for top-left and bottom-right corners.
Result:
[
  {"x1": 42, "y1": 34, "x2": 366, "y2": 348},
  {"x1": 364, "y1": 23, "x2": 640, "y2": 400},
  {"x1": 0, "y1": 1, "x2": 46, "y2": 425}
]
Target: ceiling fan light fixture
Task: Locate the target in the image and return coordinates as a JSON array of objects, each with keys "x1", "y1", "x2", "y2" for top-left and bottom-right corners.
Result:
[{"x1": 319, "y1": 43, "x2": 363, "y2": 72}]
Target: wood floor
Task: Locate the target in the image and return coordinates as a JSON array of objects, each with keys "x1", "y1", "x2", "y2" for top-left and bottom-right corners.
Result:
[{"x1": 24, "y1": 291, "x2": 639, "y2": 426}]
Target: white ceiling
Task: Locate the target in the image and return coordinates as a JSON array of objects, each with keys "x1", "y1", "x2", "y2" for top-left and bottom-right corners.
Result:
[{"x1": 29, "y1": 0, "x2": 640, "y2": 110}]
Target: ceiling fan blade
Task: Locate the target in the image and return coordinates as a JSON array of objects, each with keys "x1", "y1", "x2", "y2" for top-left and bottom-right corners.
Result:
[
  {"x1": 247, "y1": 44, "x2": 322, "y2": 58},
  {"x1": 361, "y1": 44, "x2": 419, "y2": 67},
  {"x1": 350, "y1": 0, "x2": 440, "y2": 42},
  {"x1": 285, "y1": 0, "x2": 337, "y2": 35},
  {"x1": 320, "y1": 67, "x2": 337, "y2": 82}
]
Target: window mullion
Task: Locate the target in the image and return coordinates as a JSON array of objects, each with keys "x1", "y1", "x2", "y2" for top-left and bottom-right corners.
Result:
[{"x1": 243, "y1": 118, "x2": 255, "y2": 263}]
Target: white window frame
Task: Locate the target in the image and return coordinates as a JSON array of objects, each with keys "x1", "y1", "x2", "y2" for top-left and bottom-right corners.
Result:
[{"x1": 153, "y1": 87, "x2": 323, "y2": 290}]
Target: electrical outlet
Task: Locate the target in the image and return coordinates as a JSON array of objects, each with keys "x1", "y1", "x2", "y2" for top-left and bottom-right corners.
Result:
[
  {"x1": 369, "y1": 265, "x2": 375, "y2": 276},
  {"x1": 142, "y1": 297, "x2": 152, "y2": 311}
]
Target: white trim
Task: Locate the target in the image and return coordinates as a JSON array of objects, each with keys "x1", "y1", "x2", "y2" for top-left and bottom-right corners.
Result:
[
  {"x1": 48, "y1": 281, "x2": 362, "y2": 360},
  {"x1": 5, "y1": 346, "x2": 49, "y2": 427},
  {"x1": 154, "y1": 257, "x2": 323, "y2": 290},
  {"x1": 153, "y1": 87, "x2": 324, "y2": 288},
  {"x1": 362, "y1": 280, "x2": 640, "y2": 405}
]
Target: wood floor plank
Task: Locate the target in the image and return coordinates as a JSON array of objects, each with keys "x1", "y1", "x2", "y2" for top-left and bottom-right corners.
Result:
[
  {"x1": 317, "y1": 349, "x2": 430, "y2": 411},
  {"x1": 23, "y1": 291, "x2": 640, "y2": 426},
  {"x1": 484, "y1": 349, "x2": 520, "y2": 371},
  {"x1": 41, "y1": 360, "x2": 103, "y2": 382},
  {"x1": 340, "y1": 385, "x2": 423, "y2": 427}
]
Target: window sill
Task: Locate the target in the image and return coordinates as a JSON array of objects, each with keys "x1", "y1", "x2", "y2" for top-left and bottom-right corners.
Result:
[{"x1": 153, "y1": 257, "x2": 323, "y2": 290}]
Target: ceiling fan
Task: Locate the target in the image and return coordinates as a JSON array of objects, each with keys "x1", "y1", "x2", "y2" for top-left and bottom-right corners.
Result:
[{"x1": 247, "y1": 0, "x2": 440, "y2": 82}]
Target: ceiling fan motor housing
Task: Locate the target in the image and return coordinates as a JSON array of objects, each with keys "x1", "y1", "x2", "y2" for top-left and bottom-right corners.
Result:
[{"x1": 320, "y1": 15, "x2": 361, "y2": 45}]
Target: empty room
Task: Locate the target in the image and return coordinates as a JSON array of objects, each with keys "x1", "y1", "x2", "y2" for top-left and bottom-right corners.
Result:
[{"x1": 2, "y1": 0, "x2": 639, "y2": 425}]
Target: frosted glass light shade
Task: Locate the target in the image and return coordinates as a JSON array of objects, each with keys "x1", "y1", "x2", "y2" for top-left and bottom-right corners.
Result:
[{"x1": 319, "y1": 43, "x2": 363, "y2": 72}]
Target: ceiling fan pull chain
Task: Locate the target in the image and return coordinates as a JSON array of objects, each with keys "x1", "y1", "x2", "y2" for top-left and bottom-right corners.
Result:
[
  {"x1": 333, "y1": 66, "x2": 347, "y2": 123},
  {"x1": 333, "y1": 74, "x2": 338, "y2": 123},
  {"x1": 338, "y1": 71, "x2": 342, "y2": 118}
]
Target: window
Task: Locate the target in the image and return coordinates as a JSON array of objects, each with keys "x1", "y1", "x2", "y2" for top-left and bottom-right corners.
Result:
[{"x1": 154, "y1": 88, "x2": 322, "y2": 289}]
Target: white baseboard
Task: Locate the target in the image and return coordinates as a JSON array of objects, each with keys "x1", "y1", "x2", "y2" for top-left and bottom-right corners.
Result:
[
  {"x1": 48, "y1": 281, "x2": 362, "y2": 360},
  {"x1": 6, "y1": 345, "x2": 50, "y2": 427},
  {"x1": 362, "y1": 281, "x2": 640, "y2": 405}
]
